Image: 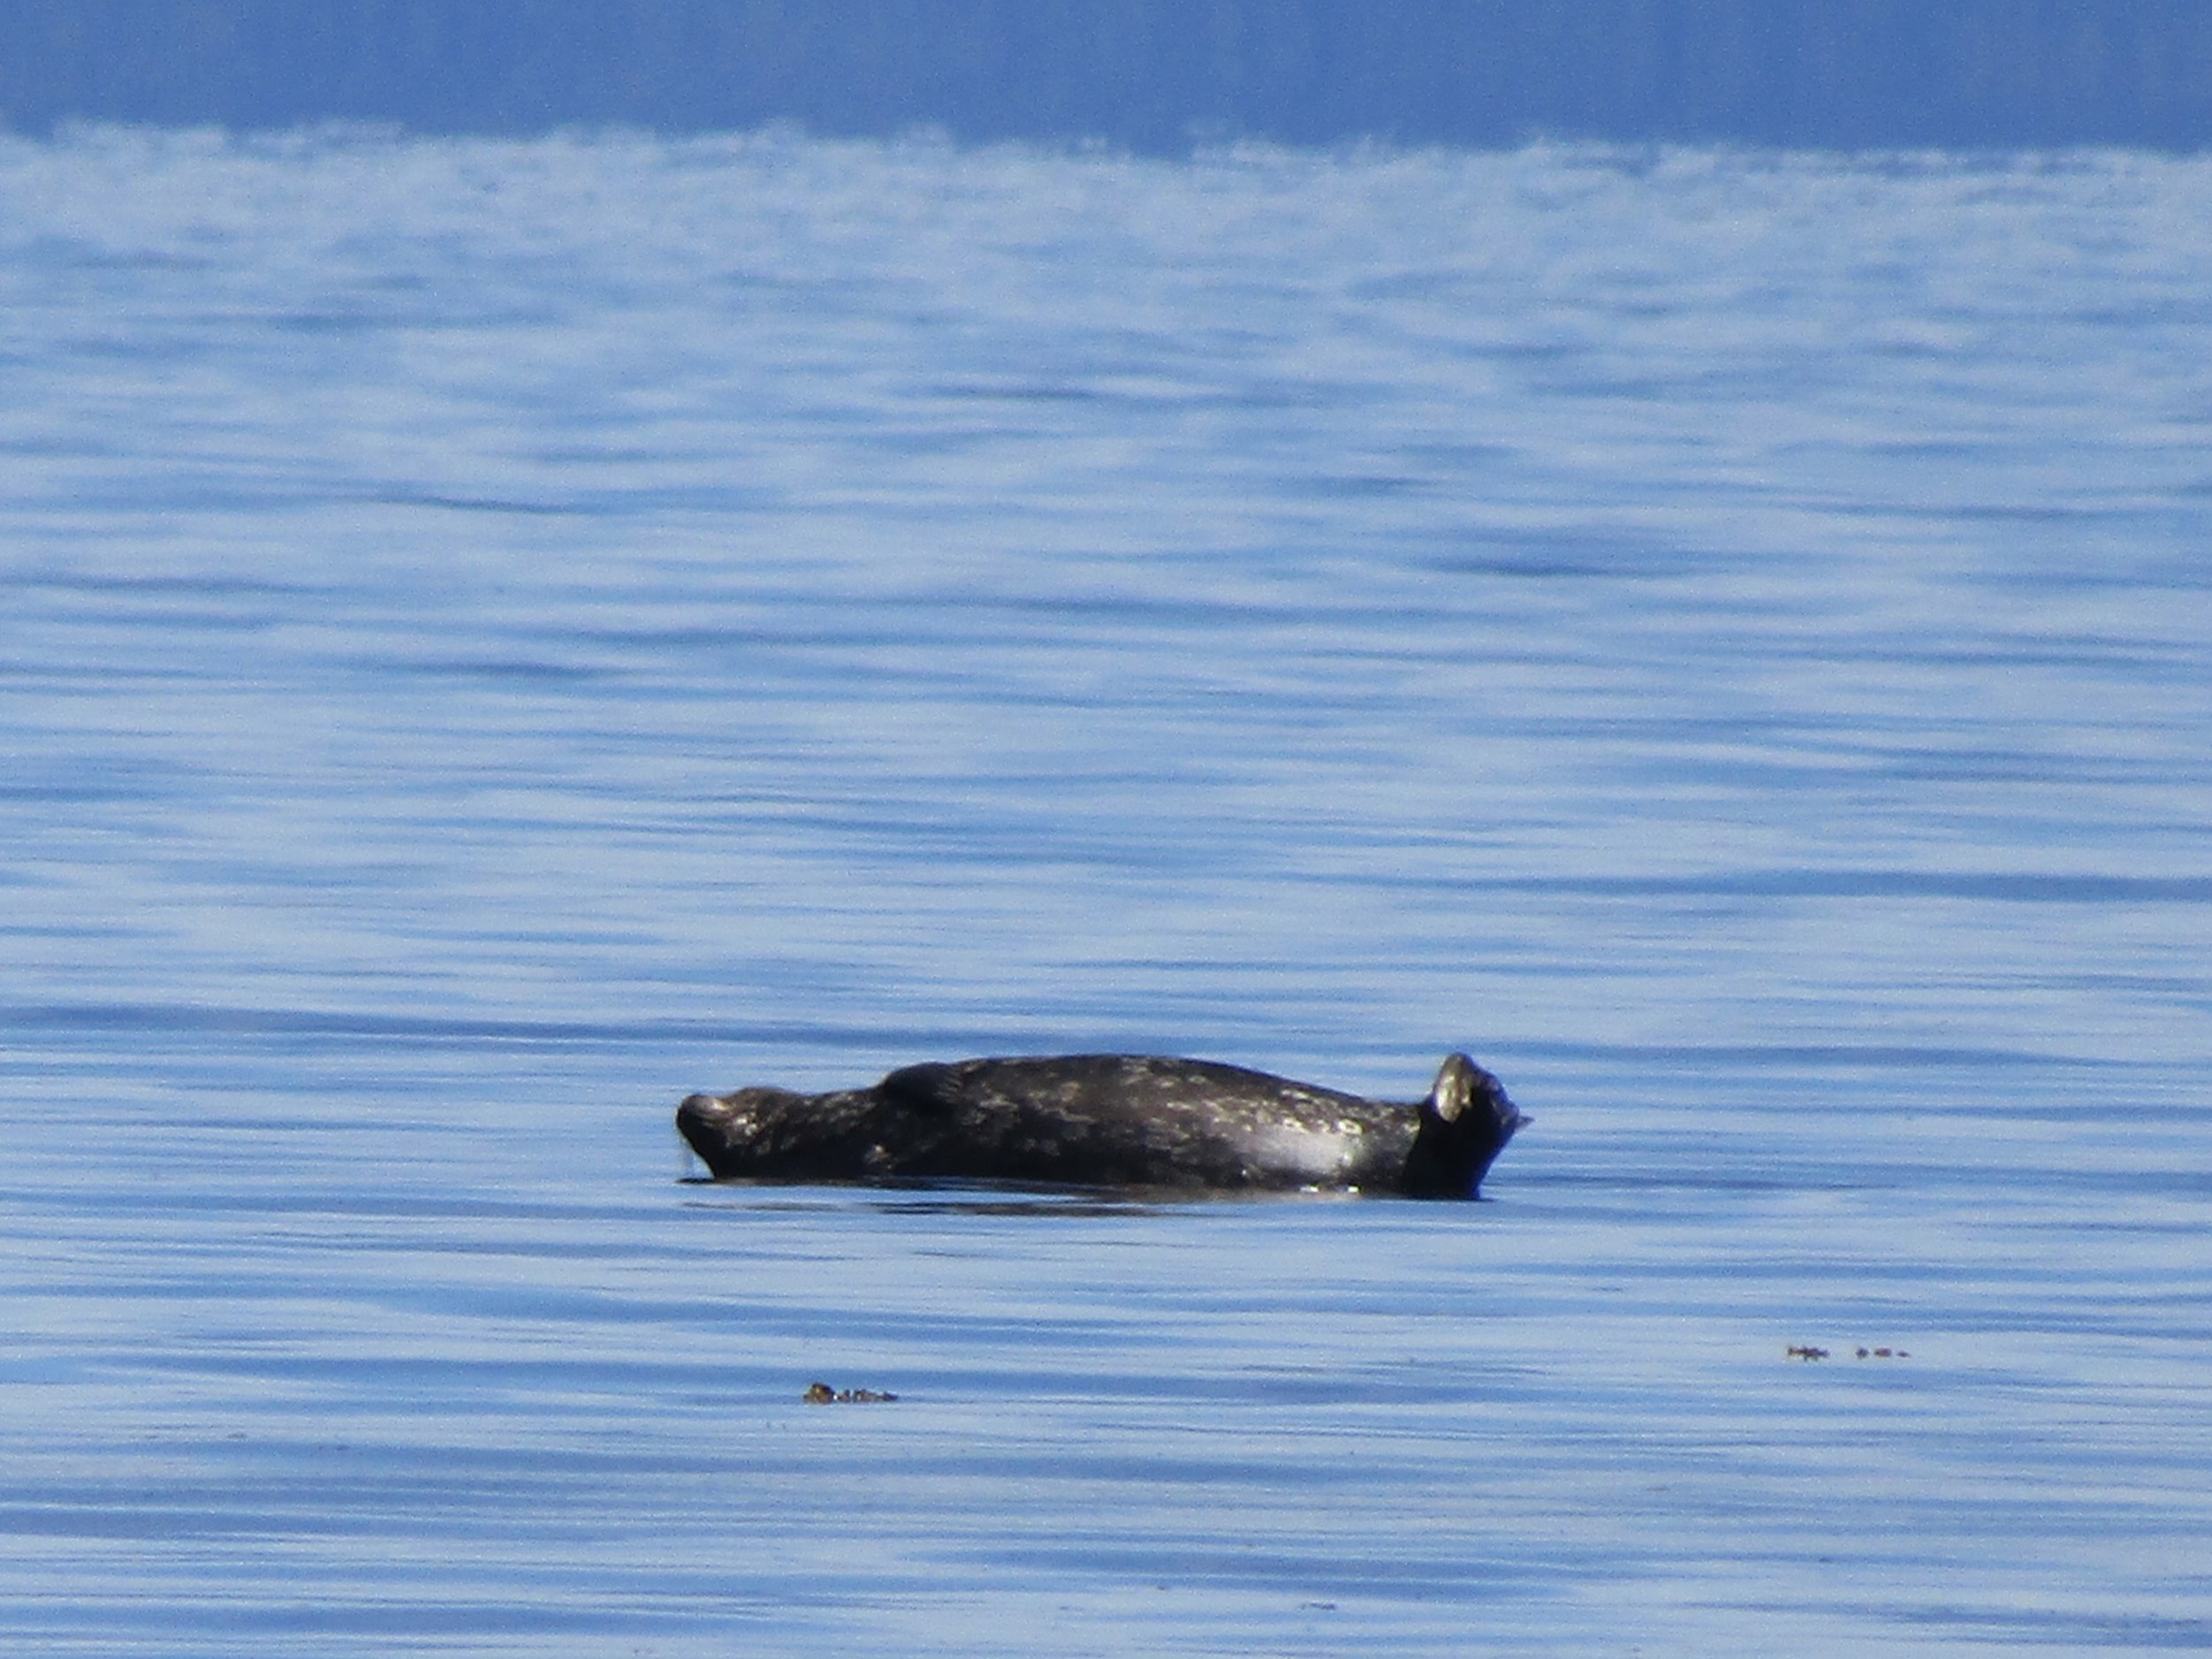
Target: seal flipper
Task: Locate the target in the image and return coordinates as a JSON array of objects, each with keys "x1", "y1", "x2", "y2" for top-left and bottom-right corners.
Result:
[
  {"x1": 877, "y1": 1062, "x2": 969, "y2": 1115},
  {"x1": 1396, "y1": 1052, "x2": 1529, "y2": 1199}
]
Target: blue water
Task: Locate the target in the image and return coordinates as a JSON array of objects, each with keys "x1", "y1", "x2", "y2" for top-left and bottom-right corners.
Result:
[
  {"x1": 3, "y1": 130, "x2": 2209, "y2": 1654},
  {"x1": 8, "y1": 2, "x2": 2209, "y2": 150}
]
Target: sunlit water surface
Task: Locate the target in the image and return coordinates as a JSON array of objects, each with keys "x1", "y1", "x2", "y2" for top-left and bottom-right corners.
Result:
[{"x1": 3, "y1": 131, "x2": 2209, "y2": 1655}]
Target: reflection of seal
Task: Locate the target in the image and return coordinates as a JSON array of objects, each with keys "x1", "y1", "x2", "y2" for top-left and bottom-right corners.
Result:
[{"x1": 676, "y1": 1053, "x2": 1526, "y2": 1199}]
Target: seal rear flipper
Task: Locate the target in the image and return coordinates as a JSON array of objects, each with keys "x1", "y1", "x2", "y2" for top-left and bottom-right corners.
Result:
[
  {"x1": 1428, "y1": 1053, "x2": 1527, "y2": 1132},
  {"x1": 1424, "y1": 1054, "x2": 1465, "y2": 1122},
  {"x1": 1397, "y1": 1052, "x2": 1529, "y2": 1199}
]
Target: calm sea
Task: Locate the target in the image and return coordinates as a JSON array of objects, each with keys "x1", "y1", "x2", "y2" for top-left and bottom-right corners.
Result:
[{"x1": 3, "y1": 129, "x2": 2208, "y2": 1655}]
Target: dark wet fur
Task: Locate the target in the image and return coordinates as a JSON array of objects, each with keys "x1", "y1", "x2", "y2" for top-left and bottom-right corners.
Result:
[{"x1": 676, "y1": 1053, "x2": 1526, "y2": 1199}]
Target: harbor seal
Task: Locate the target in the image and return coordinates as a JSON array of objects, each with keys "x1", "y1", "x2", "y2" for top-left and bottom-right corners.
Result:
[{"x1": 676, "y1": 1052, "x2": 1526, "y2": 1199}]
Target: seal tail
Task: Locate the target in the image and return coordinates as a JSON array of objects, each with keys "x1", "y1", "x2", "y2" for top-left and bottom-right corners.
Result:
[{"x1": 1398, "y1": 1053, "x2": 1529, "y2": 1199}]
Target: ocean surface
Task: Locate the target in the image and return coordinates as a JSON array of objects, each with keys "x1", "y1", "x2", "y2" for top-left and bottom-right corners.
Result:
[{"x1": 2, "y1": 129, "x2": 2208, "y2": 1655}]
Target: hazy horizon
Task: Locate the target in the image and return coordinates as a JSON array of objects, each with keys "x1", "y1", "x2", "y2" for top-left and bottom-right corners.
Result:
[{"x1": 5, "y1": 0, "x2": 2210, "y2": 152}]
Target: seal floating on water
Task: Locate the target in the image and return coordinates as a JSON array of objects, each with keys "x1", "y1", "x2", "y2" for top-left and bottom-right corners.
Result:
[{"x1": 676, "y1": 1052, "x2": 1526, "y2": 1199}]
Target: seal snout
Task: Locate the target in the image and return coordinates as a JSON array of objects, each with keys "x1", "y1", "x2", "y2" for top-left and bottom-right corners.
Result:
[
  {"x1": 676, "y1": 1092, "x2": 729, "y2": 1132},
  {"x1": 676, "y1": 1092, "x2": 737, "y2": 1168}
]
